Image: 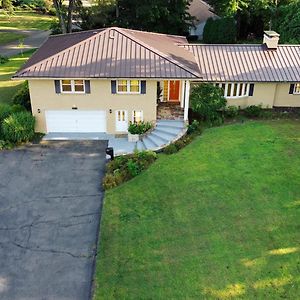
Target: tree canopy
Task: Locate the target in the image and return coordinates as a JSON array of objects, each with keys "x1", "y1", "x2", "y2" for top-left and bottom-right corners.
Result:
[{"x1": 80, "y1": 0, "x2": 193, "y2": 35}]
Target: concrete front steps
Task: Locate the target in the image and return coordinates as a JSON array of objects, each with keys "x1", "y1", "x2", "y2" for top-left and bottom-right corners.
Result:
[{"x1": 135, "y1": 119, "x2": 186, "y2": 152}]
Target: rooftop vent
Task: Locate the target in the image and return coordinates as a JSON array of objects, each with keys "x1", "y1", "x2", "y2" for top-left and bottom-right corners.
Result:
[{"x1": 263, "y1": 31, "x2": 280, "y2": 50}]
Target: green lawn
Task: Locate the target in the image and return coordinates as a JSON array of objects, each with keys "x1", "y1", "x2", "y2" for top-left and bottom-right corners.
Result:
[
  {"x1": 94, "y1": 120, "x2": 300, "y2": 299},
  {"x1": 0, "y1": 31, "x2": 26, "y2": 45},
  {"x1": 0, "y1": 50, "x2": 34, "y2": 104},
  {"x1": 0, "y1": 11, "x2": 54, "y2": 30}
]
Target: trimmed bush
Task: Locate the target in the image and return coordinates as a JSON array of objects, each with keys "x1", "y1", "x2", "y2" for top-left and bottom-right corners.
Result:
[
  {"x1": 203, "y1": 17, "x2": 237, "y2": 44},
  {"x1": 103, "y1": 151, "x2": 157, "y2": 190},
  {"x1": 225, "y1": 106, "x2": 239, "y2": 118},
  {"x1": 12, "y1": 81, "x2": 31, "y2": 111},
  {"x1": 190, "y1": 83, "x2": 227, "y2": 123},
  {"x1": 244, "y1": 105, "x2": 263, "y2": 118},
  {"x1": 2, "y1": 111, "x2": 35, "y2": 143}
]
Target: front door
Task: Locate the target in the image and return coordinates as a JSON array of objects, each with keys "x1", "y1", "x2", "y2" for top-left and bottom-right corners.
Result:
[
  {"x1": 169, "y1": 80, "x2": 180, "y2": 102},
  {"x1": 116, "y1": 110, "x2": 128, "y2": 132}
]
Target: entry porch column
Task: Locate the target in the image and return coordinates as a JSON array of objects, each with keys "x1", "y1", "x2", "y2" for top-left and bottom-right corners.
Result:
[{"x1": 183, "y1": 81, "x2": 190, "y2": 121}]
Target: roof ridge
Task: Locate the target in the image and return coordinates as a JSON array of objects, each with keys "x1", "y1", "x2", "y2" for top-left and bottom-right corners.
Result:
[
  {"x1": 116, "y1": 27, "x2": 201, "y2": 77},
  {"x1": 182, "y1": 43, "x2": 300, "y2": 47},
  {"x1": 14, "y1": 28, "x2": 109, "y2": 77}
]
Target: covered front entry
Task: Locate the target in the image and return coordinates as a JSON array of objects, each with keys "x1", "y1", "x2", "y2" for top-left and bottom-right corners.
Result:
[
  {"x1": 45, "y1": 110, "x2": 107, "y2": 133},
  {"x1": 158, "y1": 80, "x2": 190, "y2": 121}
]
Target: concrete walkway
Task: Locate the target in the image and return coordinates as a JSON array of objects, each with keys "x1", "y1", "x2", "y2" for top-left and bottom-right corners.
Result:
[
  {"x1": 0, "y1": 29, "x2": 50, "y2": 57},
  {"x1": 43, "y1": 120, "x2": 187, "y2": 156}
]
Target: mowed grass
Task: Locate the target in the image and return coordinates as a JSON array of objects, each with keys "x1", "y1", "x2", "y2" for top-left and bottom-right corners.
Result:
[
  {"x1": 0, "y1": 31, "x2": 26, "y2": 45},
  {"x1": 0, "y1": 50, "x2": 34, "y2": 104},
  {"x1": 0, "y1": 11, "x2": 54, "y2": 30},
  {"x1": 94, "y1": 120, "x2": 300, "y2": 299}
]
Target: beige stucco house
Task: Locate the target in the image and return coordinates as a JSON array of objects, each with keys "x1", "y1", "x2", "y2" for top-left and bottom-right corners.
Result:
[{"x1": 14, "y1": 28, "x2": 300, "y2": 135}]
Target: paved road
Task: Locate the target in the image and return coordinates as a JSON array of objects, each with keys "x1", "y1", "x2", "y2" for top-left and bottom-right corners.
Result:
[
  {"x1": 0, "y1": 29, "x2": 50, "y2": 57},
  {"x1": 0, "y1": 141, "x2": 107, "y2": 300}
]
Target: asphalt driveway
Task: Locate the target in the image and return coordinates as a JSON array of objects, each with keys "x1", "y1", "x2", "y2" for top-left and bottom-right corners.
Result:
[{"x1": 0, "y1": 141, "x2": 107, "y2": 300}]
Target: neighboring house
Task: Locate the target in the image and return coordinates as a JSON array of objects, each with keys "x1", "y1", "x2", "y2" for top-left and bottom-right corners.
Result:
[
  {"x1": 188, "y1": 0, "x2": 218, "y2": 40},
  {"x1": 13, "y1": 28, "x2": 300, "y2": 135}
]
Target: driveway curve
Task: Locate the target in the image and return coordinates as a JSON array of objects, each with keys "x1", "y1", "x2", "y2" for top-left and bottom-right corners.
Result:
[{"x1": 0, "y1": 141, "x2": 107, "y2": 300}]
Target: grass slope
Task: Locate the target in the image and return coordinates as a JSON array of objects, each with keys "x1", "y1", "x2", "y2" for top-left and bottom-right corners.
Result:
[
  {"x1": 0, "y1": 50, "x2": 34, "y2": 104},
  {"x1": 94, "y1": 120, "x2": 300, "y2": 299},
  {"x1": 0, "y1": 11, "x2": 54, "y2": 30}
]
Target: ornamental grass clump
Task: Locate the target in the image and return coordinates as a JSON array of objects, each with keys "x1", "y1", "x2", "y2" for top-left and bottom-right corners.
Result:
[{"x1": 2, "y1": 111, "x2": 35, "y2": 144}]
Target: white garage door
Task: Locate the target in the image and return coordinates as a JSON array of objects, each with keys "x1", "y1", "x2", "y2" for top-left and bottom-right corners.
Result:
[{"x1": 46, "y1": 110, "x2": 106, "y2": 133}]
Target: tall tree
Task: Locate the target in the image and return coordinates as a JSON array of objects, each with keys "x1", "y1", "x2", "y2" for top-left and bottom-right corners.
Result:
[
  {"x1": 53, "y1": 0, "x2": 67, "y2": 33},
  {"x1": 53, "y1": 0, "x2": 82, "y2": 33},
  {"x1": 81, "y1": 0, "x2": 193, "y2": 35}
]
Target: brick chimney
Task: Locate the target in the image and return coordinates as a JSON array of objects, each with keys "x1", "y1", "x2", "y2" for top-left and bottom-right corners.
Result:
[{"x1": 263, "y1": 31, "x2": 280, "y2": 50}]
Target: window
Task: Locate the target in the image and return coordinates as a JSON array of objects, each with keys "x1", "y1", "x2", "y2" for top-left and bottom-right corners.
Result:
[
  {"x1": 294, "y1": 83, "x2": 300, "y2": 94},
  {"x1": 215, "y1": 83, "x2": 250, "y2": 98},
  {"x1": 61, "y1": 80, "x2": 85, "y2": 93},
  {"x1": 132, "y1": 110, "x2": 143, "y2": 123},
  {"x1": 117, "y1": 80, "x2": 141, "y2": 94}
]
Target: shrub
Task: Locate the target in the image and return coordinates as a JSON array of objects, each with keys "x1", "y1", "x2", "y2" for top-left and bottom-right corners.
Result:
[
  {"x1": 163, "y1": 134, "x2": 196, "y2": 155},
  {"x1": 203, "y1": 17, "x2": 237, "y2": 44},
  {"x1": 128, "y1": 121, "x2": 152, "y2": 135},
  {"x1": 2, "y1": 111, "x2": 35, "y2": 143},
  {"x1": 225, "y1": 106, "x2": 239, "y2": 118},
  {"x1": 163, "y1": 143, "x2": 178, "y2": 154},
  {"x1": 190, "y1": 83, "x2": 227, "y2": 123},
  {"x1": 12, "y1": 81, "x2": 31, "y2": 111},
  {"x1": 244, "y1": 104, "x2": 263, "y2": 118},
  {"x1": 0, "y1": 55, "x2": 9, "y2": 64},
  {"x1": 126, "y1": 159, "x2": 141, "y2": 177},
  {"x1": 11, "y1": 104, "x2": 26, "y2": 113},
  {"x1": 103, "y1": 151, "x2": 157, "y2": 190},
  {"x1": 0, "y1": 104, "x2": 13, "y2": 124},
  {"x1": 187, "y1": 120, "x2": 202, "y2": 134}
]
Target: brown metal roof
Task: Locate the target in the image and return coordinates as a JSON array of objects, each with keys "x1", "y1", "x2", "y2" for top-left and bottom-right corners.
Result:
[
  {"x1": 183, "y1": 44, "x2": 300, "y2": 82},
  {"x1": 14, "y1": 27, "x2": 200, "y2": 79}
]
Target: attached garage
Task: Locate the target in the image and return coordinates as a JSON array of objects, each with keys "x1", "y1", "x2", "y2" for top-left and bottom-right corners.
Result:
[{"x1": 45, "y1": 110, "x2": 107, "y2": 133}]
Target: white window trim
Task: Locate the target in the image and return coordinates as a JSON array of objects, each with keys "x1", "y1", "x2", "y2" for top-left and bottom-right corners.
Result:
[
  {"x1": 215, "y1": 83, "x2": 251, "y2": 99},
  {"x1": 132, "y1": 110, "x2": 143, "y2": 123},
  {"x1": 117, "y1": 80, "x2": 141, "y2": 94},
  {"x1": 60, "y1": 80, "x2": 85, "y2": 94},
  {"x1": 293, "y1": 83, "x2": 300, "y2": 95}
]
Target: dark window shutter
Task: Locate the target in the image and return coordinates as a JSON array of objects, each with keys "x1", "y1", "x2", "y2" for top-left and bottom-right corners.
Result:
[
  {"x1": 249, "y1": 83, "x2": 255, "y2": 96},
  {"x1": 289, "y1": 84, "x2": 295, "y2": 94},
  {"x1": 54, "y1": 80, "x2": 61, "y2": 94},
  {"x1": 141, "y1": 80, "x2": 146, "y2": 94},
  {"x1": 85, "y1": 80, "x2": 91, "y2": 94},
  {"x1": 111, "y1": 80, "x2": 117, "y2": 94}
]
